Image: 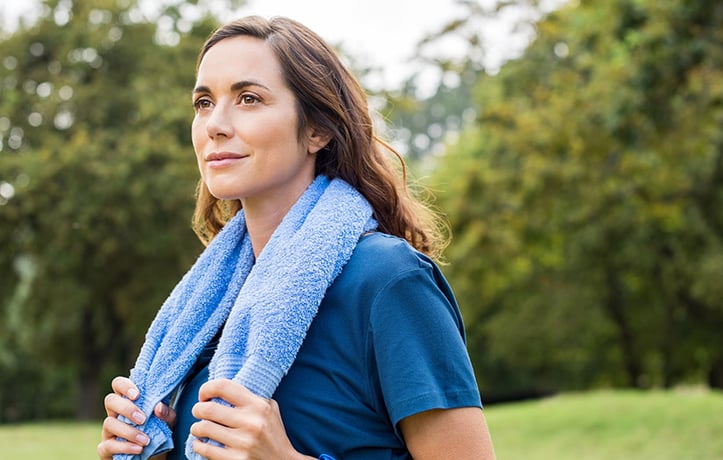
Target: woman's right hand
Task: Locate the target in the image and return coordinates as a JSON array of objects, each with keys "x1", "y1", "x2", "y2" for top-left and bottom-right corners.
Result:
[{"x1": 97, "y1": 376, "x2": 176, "y2": 459}]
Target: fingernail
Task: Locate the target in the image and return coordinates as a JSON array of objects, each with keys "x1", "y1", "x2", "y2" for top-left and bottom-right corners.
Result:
[
  {"x1": 128, "y1": 388, "x2": 139, "y2": 400},
  {"x1": 130, "y1": 443, "x2": 143, "y2": 453},
  {"x1": 136, "y1": 433, "x2": 150, "y2": 446},
  {"x1": 132, "y1": 411, "x2": 146, "y2": 424}
]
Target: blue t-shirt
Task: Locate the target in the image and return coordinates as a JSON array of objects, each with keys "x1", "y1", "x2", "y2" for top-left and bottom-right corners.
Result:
[{"x1": 169, "y1": 232, "x2": 481, "y2": 459}]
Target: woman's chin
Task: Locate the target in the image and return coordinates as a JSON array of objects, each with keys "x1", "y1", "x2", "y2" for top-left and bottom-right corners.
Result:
[{"x1": 206, "y1": 184, "x2": 242, "y2": 202}]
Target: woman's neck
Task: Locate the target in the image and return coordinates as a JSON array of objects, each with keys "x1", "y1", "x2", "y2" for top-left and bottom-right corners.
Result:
[
  {"x1": 241, "y1": 184, "x2": 311, "y2": 258},
  {"x1": 244, "y1": 206, "x2": 288, "y2": 258}
]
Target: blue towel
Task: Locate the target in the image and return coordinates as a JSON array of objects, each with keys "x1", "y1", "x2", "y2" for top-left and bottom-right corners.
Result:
[{"x1": 114, "y1": 176, "x2": 376, "y2": 460}]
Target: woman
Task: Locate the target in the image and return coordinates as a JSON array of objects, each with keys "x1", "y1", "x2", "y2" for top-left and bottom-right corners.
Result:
[{"x1": 98, "y1": 16, "x2": 495, "y2": 460}]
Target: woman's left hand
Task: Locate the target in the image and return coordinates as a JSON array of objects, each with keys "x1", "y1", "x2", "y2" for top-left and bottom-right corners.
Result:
[{"x1": 189, "y1": 379, "x2": 314, "y2": 460}]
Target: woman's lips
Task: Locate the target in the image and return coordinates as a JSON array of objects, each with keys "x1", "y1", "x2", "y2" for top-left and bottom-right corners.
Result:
[{"x1": 206, "y1": 152, "x2": 247, "y2": 167}]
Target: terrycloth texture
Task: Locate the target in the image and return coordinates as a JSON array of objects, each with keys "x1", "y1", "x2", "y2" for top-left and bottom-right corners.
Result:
[{"x1": 114, "y1": 176, "x2": 376, "y2": 460}]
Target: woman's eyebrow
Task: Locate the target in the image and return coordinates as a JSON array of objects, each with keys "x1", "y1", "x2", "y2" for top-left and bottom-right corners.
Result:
[
  {"x1": 192, "y1": 85, "x2": 211, "y2": 95},
  {"x1": 192, "y1": 80, "x2": 271, "y2": 95},
  {"x1": 230, "y1": 80, "x2": 271, "y2": 92}
]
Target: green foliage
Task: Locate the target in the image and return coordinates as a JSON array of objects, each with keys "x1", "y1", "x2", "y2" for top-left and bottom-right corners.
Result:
[
  {"x1": 432, "y1": 0, "x2": 723, "y2": 399},
  {"x1": 0, "y1": 0, "x2": 219, "y2": 420},
  {"x1": 378, "y1": 0, "x2": 563, "y2": 163},
  {"x1": 380, "y1": 69, "x2": 480, "y2": 163}
]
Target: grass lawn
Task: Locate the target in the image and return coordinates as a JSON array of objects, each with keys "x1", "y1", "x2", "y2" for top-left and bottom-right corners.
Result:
[
  {"x1": 486, "y1": 387, "x2": 723, "y2": 459},
  {"x1": 1, "y1": 388, "x2": 721, "y2": 459},
  {"x1": 0, "y1": 420, "x2": 100, "y2": 459}
]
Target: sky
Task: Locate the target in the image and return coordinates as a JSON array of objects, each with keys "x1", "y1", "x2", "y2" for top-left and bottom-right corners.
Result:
[{"x1": 0, "y1": 0, "x2": 539, "y2": 93}]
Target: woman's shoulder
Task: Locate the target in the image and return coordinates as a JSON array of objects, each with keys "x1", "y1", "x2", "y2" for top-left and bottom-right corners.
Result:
[
  {"x1": 325, "y1": 230, "x2": 463, "y2": 337},
  {"x1": 336, "y1": 232, "x2": 444, "y2": 291},
  {"x1": 349, "y1": 232, "x2": 435, "y2": 273}
]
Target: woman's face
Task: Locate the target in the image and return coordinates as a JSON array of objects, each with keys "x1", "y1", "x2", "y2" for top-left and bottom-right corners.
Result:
[{"x1": 192, "y1": 36, "x2": 325, "y2": 211}]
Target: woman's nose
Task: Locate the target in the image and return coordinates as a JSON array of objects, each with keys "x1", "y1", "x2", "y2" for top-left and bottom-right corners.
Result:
[{"x1": 205, "y1": 103, "x2": 233, "y2": 139}]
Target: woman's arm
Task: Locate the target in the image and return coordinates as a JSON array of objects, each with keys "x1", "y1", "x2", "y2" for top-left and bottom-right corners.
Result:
[{"x1": 399, "y1": 407, "x2": 496, "y2": 460}]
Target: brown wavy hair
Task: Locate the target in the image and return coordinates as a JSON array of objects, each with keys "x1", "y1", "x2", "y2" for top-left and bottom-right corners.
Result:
[{"x1": 191, "y1": 16, "x2": 448, "y2": 259}]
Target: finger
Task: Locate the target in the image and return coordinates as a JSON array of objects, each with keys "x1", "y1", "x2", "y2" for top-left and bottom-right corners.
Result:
[
  {"x1": 102, "y1": 416, "x2": 151, "y2": 446},
  {"x1": 103, "y1": 393, "x2": 120, "y2": 419},
  {"x1": 190, "y1": 421, "x2": 246, "y2": 455},
  {"x1": 191, "y1": 436, "x2": 229, "y2": 460},
  {"x1": 198, "y1": 378, "x2": 260, "y2": 407},
  {"x1": 154, "y1": 402, "x2": 177, "y2": 428},
  {"x1": 102, "y1": 417, "x2": 150, "y2": 446},
  {"x1": 111, "y1": 376, "x2": 140, "y2": 401},
  {"x1": 97, "y1": 438, "x2": 144, "y2": 457},
  {"x1": 104, "y1": 393, "x2": 147, "y2": 425},
  {"x1": 191, "y1": 400, "x2": 241, "y2": 427},
  {"x1": 98, "y1": 416, "x2": 149, "y2": 458},
  {"x1": 192, "y1": 397, "x2": 275, "y2": 443}
]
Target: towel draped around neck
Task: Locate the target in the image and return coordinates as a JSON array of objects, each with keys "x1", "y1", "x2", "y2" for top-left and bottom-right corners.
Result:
[{"x1": 114, "y1": 176, "x2": 376, "y2": 460}]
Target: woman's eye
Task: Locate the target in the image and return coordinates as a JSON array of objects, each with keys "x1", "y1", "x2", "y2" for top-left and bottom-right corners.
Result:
[
  {"x1": 193, "y1": 98, "x2": 212, "y2": 111},
  {"x1": 240, "y1": 94, "x2": 259, "y2": 105}
]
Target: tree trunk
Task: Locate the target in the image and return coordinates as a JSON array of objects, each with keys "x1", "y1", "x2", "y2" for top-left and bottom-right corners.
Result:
[
  {"x1": 708, "y1": 357, "x2": 723, "y2": 389},
  {"x1": 75, "y1": 309, "x2": 105, "y2": 420},
  {"x1": 604, "y1": 267, "x2": 642, "y2": 387},
  {"x1": 76, "y1": 371, "x2": 101, "y2": 420},
  {"x1": 656, "y1": 244, "x2": 676, "y2": 389}
]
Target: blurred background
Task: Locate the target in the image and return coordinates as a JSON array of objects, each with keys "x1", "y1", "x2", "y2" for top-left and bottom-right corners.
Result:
[{"x1": 1, "y1": 0, "x2": 722, "y2": 458}]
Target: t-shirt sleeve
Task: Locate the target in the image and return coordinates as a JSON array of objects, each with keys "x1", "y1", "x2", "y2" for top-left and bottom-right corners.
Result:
[{"x1": 368, "y1": 262, "x2": 482, "y2": 433}]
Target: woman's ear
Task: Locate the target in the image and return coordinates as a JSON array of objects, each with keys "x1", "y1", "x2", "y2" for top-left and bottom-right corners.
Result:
[{"x1": 306, "y1": 126, "x2": 333, "y2": 155}]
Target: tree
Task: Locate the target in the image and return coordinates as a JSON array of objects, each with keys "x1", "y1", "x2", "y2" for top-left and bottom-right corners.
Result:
[
  {"x1": 0, "y1": 0, "x2": 224, "y2": 420},
  {"x1": 431, "y1": 0, "x2": 723, "y2": 399},
  {"x1": 378, "y1": 0, "x2": 566, "y2": 163}
]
